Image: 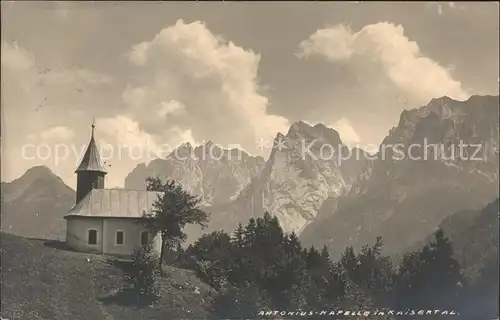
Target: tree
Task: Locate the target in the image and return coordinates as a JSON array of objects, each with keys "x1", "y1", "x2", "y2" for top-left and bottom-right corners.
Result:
[
  {"x1": 187, "y1": 231, "x2": 233, "y2": 289},
  {"x1": 462, "y1": 253, "x2": 499, "y2": 319},
  {"x1": 243, "y1": 218, "x2": 257, "y2": 249},
  {"x1": 355, "y1": 237, "x2": 395, "y2": 305},
  {"x1": 340, "y1": 246, "x2": 358, "y2": 277},
  {"x1": 320, "y1": 245, "x2": 330, "y2": 261},
  {"x1": 304, "y1": 246, "x2": 343, "y2": 310},
  {"x1": 143, "y1": 176, "x2": 210, "y2": 271},
  {"x1": 265, "y1": 232, "x2": 308, "y2": 310},
  {"x1": 231, "y1": 223, "x2": 245, "y2": 248},
  {"x1": 421, "y1": 229, "x2": 464, "y2": 310},
  {"x1": 395, "y1": 229, "x2": 464, "y2": 312}
]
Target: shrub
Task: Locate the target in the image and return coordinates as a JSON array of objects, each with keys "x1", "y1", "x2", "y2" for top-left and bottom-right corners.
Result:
[
  {"x1": 127, "y1": 243, "x2": 162, "y2": 303},
  {"x1": 194, "y1": 259, "x2": 228, "y2": 290}
]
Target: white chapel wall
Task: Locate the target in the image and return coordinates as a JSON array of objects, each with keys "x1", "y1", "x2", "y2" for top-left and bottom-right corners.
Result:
[
  {"x1": 66, "y1": 217, "x2": 103, "y2": 253},
  {"x1": 102, "y1": 218, "x2": 162, "y2": 256}
]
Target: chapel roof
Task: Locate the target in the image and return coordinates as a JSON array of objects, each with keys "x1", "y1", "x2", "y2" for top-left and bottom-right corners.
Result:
[{"x1": 64, "y1": 188, "x2": 162, "y2": 219}]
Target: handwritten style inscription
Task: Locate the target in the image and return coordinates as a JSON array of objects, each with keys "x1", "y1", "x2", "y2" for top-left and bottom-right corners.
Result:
[{"x1": 258, "y1": 309, "x2": 460, "y2": 317}]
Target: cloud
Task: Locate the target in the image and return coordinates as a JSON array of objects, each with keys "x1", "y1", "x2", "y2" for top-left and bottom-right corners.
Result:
[
  {"x1": 2, "y1": 40, "x2": 114, "y2": 122},
  {"x1": 41, "y1": 67, "x2": 114, "y2": 85},
  {"x1": 330, "y1": 118, "x2": 361, "y2": 148},
  {"x1": 124, "y1": 19, "x2": 290, "y2": 156},
  {"x1": 1, "y1": 41, "x2": 114, "y2": 118},
  {"x1": 39, "y1": 126, "x2": 76, "y2": 140},
  {"x1": 96, "y1": 115, "x2": 197, "y2": 161},
  {"x1": 1, "y1": 40, "x2": 115, "y2": 185},
  {"x1": 158, "y1": 100, "x2": 187, "y2": 117},
  {"x1": 297, "y1": 22, "x2": 469, "y2": 104},
  {"x1": 2, "y1": 41, "x2": 112, "y2": 85},
  {"x1": 90, "y1": 115, "x2": 200, "y2": 187}
]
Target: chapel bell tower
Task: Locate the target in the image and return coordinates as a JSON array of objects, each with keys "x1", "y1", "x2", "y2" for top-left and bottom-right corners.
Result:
[{"x1": 75, "y1": 121, "x2": 107, "y2": 204}]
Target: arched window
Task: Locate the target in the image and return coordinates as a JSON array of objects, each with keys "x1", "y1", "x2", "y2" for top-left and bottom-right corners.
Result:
[
  {"x1": 141, "y1": 231, "x2": 149, "y2": 246},
  {"x1": 88, "y1": 229, "x2": 97, "y2": 245}
]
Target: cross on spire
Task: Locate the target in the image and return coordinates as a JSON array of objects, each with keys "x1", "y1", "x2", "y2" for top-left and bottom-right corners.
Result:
[{"x1": 91, "y1": 116, "x2": 96, "y2": 138}]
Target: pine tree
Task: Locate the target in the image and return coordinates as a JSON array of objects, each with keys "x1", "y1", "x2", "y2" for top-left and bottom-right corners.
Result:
[
  {"x1": 243, "y1": 218, "x2": 257, "y2": 249},
  {"x1": 231, "y1": 223, "x2": 245, "y2": 248},
  {"x1": 340, "y1": 246, "x2": 358, "y2": 278},
  {"x1": 286, "y1": 232, "x2": 302, "y2": 255},
  {"x1": 355, "y1": 237, "x2": 395, "y2": 306},
  {"x1": 336, "y1": 263, "x2": 373, "y2": 311},
  {"x1": 320, "y1": 245, "x2": 330, "y2": 261},
  {"x1": 422, "y1": 229, "x2": 464, "y2": 310},
  {"x1": 396, "y1": 229, "x2": 464, "y2": 312}
]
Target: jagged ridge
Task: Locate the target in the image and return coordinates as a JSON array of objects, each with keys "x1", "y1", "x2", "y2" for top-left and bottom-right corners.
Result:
[{"x1": 300, "y1": 95, "x2": 499, "y2": 258}]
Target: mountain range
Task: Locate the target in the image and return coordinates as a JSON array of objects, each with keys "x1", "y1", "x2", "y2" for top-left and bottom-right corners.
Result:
[
  {"x1": 1, "y1": 166, "x2": 75, "y2": 240},
  {"x1": 301, "y1": 95, "x2": 499, "y2": 257},
  {"x1": 1, "y1": 95, "x2": 498, "y2": 260}
]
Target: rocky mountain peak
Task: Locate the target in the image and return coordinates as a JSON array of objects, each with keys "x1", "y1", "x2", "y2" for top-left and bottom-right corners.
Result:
[
  {"x1": 209, "y1": 121, "x2": 366, "y2": 237},
  {"x1": 301, "y1": 95, "x2": 499, "y2": 259},
  {"x1": 383, "y1": 96, "x2": 499, "y2": 150},
  {"x1": 287, "y1": 120, "x2": 311, "y2": 133},
  {"x1": 286, "y1": 121, "x2": 343, "y2": 146},
  {"x1": 169, "y1": 142, "x2": 195, "y2": 159},
  {"x1": 313, "y1": 123, "x2": 343, "y2": 145},
  {"x1": 286, "y1": 121, "x2": 319, "y2": 141},
  {"x1": 124, "y1": 141, "x2": 265, "y2": 206}
]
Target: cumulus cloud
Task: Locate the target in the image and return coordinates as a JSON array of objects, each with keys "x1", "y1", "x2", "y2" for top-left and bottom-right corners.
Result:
[
  {"x1": 158, "y1": 100, "x2": 187, "y2": 117},
  {"x1": 297, "y1": 22, "x2": 469, "y2": 104},
  {"x1": 330, "y1": 118, "x2": 361, "y2": 148},
  {"x1": 124, "y1": 19, "x2": 289, "y2": 156},
  {"x1": 90, "y1": 115, "x2": 200, "y2": 187},
  {"x1": 96, "y1": 115, "x2": 197, "y2": 162}
]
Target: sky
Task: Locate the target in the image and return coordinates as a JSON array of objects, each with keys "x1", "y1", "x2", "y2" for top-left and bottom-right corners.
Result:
[{"x1": 1, "y1": 1, "x2": 499, "y2": 189}]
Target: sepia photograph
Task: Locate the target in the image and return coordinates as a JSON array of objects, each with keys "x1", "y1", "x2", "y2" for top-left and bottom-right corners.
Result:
[{"x1": 1, "y1": 1, "x2": 498, "y2": 319}]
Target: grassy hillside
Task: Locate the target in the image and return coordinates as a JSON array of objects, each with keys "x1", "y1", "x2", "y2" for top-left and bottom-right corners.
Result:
[{"x1": 0, "y1": 232, "x2": 216, "y2": 320}]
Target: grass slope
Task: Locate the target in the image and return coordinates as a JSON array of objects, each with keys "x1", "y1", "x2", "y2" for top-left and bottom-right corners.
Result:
[{"x1": 0, "y1": 232, "x2": 216, "y2": 320}]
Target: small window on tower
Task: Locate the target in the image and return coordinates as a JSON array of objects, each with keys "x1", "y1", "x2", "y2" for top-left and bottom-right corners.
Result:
[
  {"x1": 116, "y1": 230, "x2": 124, "y2": 245},
  {"x1": 88, "y1": 229, "x2": 97, "y2": 245},
  {"x1": 141, "y1": 231, "x2": 149, "y2": 246}
]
